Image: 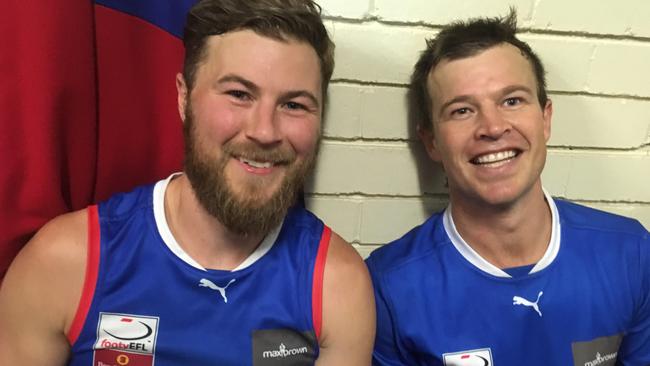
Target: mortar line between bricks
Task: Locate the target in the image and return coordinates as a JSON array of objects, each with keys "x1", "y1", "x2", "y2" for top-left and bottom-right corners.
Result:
[
  {"x1": 323, "y1": 17, "x2": 650, "y2": 42},
  {"x1": 306, "y1": 193, "x2": 650, "y2": 206},
  {"x1": 558, "y1": 198, "x2": 650, "y2": 206},
  {"x1": 548, "y1": 90, "x2": 650, "y2": 102},
  {"x1": 329, "y1": 80, "x2": 650, "y2": 101},
  {"x1": 330, "y1": 78, "x2": 407, "y2": 88},
  {"x1": 306, "y1": 192, "x2": 450, "y2": 200},
  {"x1": 318, "y1": 137, "x2": 650, "y2": 152}
]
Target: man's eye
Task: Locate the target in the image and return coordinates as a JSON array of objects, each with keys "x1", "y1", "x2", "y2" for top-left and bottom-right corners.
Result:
[
  {"x1": 227, "y1": 90, "x2": 250, "y2": 100},
  {"x1": 451, "y1": 107, "x2": 470, "y2": 116},
  {"x1": 504, "y1": 97, "x2": 522, "y2": 106},
  {"x1": 285, "y1": 101, "x2": 306, "y2": 110}
]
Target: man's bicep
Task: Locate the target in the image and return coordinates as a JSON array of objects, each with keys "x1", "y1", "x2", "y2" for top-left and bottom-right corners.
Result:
[
  {"x1": 0, "y1": 211, "x2": 87, "y2": 365},
  {"x1": 316, "y1": 233, "x2": 375, "y2": 366}
]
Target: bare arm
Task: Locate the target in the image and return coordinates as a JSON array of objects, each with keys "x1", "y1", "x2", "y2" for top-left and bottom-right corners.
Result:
[
  {"x1": 0, "y1": 209, "x2": 88, "y2": 365},
  {"x1": 316, "y1": 232, "x2": 375, "y2": 366}
]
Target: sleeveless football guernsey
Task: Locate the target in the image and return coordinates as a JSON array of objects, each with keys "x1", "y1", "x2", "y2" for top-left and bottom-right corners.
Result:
[{"x1": 67, "y1": 176, "x2": 331, "y2": 366}]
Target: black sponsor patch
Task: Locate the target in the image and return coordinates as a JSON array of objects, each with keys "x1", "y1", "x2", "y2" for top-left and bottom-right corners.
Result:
[
  {"x1": 252, "y1": 329, "x2": 316, "y2": 366},
  {"x1": 572, "y1": 334, "x2": 622, "y2": 366}
]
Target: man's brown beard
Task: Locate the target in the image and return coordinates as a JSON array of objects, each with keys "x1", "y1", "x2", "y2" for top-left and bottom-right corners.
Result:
[{"x1": 183, "y1": 107, "x2": 316, "y2": 237}]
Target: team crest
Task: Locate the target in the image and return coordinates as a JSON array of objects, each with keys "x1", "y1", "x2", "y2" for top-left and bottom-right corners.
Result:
[
  {"x1": 443, "y1": 348, "x2": 493, "y2": 366},
  {"x1": 93, "y1": 312, "x2": 159, "y2": 366}
]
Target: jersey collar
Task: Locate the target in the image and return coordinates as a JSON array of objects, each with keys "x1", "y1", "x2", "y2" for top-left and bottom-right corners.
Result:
[
  {"x1": 443, "y1": 189, "x2": 561, "y2": 278},
  {"x1": 153, "y1": 173, "x2": 282, "y2": 272}
]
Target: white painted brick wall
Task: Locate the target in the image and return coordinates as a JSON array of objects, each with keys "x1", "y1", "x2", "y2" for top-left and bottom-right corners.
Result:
[
  {"x1": 531, "y1": 0, "x2": 650, "y2": 37},
  {"x1": 373, "y1": 0, "x2": 536, "y2": 26},
  {"x1": 313, "y1": 0, "x2": 650, "y2": 254}
]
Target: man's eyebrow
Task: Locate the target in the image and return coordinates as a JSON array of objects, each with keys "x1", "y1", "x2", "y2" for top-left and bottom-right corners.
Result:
[
  {"x1": 438, "y1": 95, "x2": 473, "y2": 116},
  {"x1": 280, "y1": 90, "x2": 320, "y2": 109},
  {"x1": 437, "y1": 84, "x2": 536, "y2": 115},
  {"x1": 500, "y1": 84, "x2": 534, "y2": 96},
  {"x1": 217, "y1": 74, "x2": 320, "y2": 109},
  {"x1": 217, "y1": 74, "x2": 260, "y2": 94}
]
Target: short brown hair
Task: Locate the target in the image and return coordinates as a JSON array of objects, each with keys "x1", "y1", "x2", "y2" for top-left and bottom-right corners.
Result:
[
  {"x1": 182, "y1": 0, "x2": 335, "y2": 99},
  {"x1": 410, "y1": 9, "x2": 547, "y2": 131}
]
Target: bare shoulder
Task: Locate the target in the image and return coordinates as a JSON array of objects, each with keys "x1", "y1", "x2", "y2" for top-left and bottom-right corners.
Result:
[
  {"x1": 323, "y1": 232, "x2": 370, "y2": 282},
  {"x1": 317, "y1": 232, "x2": 375, "y2": 366},
  {"x1": 0, "y1": 208, "x2": 89, "y2": 364}
]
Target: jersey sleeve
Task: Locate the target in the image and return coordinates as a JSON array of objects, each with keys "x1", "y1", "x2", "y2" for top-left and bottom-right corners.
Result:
[
  {"x1": 369, "y1": 267, "x2": 410, "y2": 366},
  {"x1": 618, "y1": 231, "x2": 650, "y2": 365}
]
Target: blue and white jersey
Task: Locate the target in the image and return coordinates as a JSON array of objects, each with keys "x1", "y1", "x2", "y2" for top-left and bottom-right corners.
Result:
[
  {"x1": 367, "y1": 194, "x2": 650, "y2": 366},
  {"x1": 67, "y1": 176, "x2": 331, "y2": 366}
]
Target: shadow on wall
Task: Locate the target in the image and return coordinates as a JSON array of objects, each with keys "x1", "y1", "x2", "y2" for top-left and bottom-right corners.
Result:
[{"x1": 405, "y1": 87, "x2": 449, "y2": 217}]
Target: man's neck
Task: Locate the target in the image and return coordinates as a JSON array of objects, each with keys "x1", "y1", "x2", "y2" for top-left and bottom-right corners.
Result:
[
  {"x1": 164, "y1": 175, "x2": 266, "y2": 271},
  {"x1": 450, "y1": 184, "x2": 552, "y2": 269}
]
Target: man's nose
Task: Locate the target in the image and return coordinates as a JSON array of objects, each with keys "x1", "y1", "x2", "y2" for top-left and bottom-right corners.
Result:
[
  {"x1": 474, "y1": 106, "x2": 511, "y2": 140},
  {"x1": 245, "y1": 102, "x2": 281, "y2": 146}
]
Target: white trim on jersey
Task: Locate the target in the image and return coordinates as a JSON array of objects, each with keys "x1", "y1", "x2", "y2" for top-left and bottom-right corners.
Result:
[
  {"x1": 443, "y1": 188, "x2": 561, "y2": 278},
  {"x1": 152, "y1": 173, "x2": 283, "y2": 272}
]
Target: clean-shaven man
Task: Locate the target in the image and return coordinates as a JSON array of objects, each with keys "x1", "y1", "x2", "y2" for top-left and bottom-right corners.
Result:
[{"x1": 367, "y1": 10, "x2": 649, "y2": 365}]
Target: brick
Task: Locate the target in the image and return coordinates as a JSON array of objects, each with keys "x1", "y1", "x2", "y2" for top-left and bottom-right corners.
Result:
[
  {"x1": 521, "y1": 35, "x2": 595, "y2": 93},
  {"x1": 308, "y1": 141, "x2": 447, "y2": 195},
  {"x1": 532, "y1": 0, "x2": 650, "y2": 38},
  {"x1": 549, "y1": 95, "x2": 650, "y2": 149},
  {"x1": 539, "y1": 151, "x2": 574, "y2": 195},
  {"x1": 544, "y1": 151, "x2": 650, "y2": 202},
  {"x1": 329, "y1": 22, "x2": 431, "y2": 84},
  {"x1": 317, "y1": 0, "x2": 371, "y2": 19},
  {"x1": 325, "y1": 84, "x2": 410, "y2": 139},
  {"x1": 374, "y1": 0, "x2": 535, "y2": 26},
  {"x1": 305, "y1": 196, "x2": 361, "y2": 242},
  {"x1": 324, "y1": 84, "x2": 364, "y2": 138},
  {"x1": 359, "y1": 197, "x2": 448, "y2": 244},
  {"x1": 589, "y1": 41, "x2": 650, "y2": 97}
]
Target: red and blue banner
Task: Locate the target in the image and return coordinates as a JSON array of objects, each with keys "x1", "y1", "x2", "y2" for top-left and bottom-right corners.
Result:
[{"x1": 0, "y1": 0, "x2": 196, "y2": 280}]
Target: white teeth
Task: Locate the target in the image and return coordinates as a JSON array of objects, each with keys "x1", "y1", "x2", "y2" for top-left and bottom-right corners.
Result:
[
  {"x1": 239, "y1": 158, "x2": 272, "y2": 169},
  {"x1": 474, "y1": 150, "x2": 517, "y2": 164}
]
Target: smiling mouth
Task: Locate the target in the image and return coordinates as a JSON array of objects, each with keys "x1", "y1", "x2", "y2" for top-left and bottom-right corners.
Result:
[
  {"x1": 238, "y1": 157, "x2": 273, "y2": 169},
  {"x1": 471, "y1": 149, "x2": 520, "y2": 167}
]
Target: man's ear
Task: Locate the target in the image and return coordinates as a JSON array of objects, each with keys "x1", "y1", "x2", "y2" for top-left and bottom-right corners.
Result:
[
  {"x1": 542, "y1": 99, "x2": 553, "y2": 142},
  {"x1": 417, "y1": 124, "x2": 442, "y2": 162},
  {"x1": 176, "y1": 73, "x2": 188, "y2": 123}
]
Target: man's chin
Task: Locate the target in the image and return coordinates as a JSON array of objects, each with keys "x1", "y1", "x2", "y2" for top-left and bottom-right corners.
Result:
[{"x1": 219, "y1": 200, "x2": 294, "y2": 237}]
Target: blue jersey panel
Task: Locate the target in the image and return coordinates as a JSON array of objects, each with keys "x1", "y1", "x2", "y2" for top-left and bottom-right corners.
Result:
[
  {"x1": 94, "y1": 0, "x2": 197, "y2": 38},
  {"x1": 367, "y1": 200, "x2": 650, "y2": 366},
  {"x1": 69, "y1": 182, "x2": 325, "y2": 365}
]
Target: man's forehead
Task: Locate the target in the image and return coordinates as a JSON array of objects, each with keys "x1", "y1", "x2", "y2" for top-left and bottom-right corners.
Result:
[
  {"x1": 204, "y1": 29, "x2": 309, "y2": 55},
  {"x1": 195, "y1": 29, "x2": 323, "y2": 100},
  {"x1": 427, "y1": 43, "x2": 536, "y2": 100}
]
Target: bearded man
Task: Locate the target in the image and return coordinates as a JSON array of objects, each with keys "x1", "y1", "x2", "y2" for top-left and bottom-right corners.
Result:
[{"x1": 0, "y1": 1, "x2": 375, "y2": 365}]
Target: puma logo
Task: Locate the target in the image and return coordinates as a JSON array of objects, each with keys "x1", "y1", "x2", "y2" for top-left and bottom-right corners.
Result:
[
  {"x1": 512, "y1": 291, "x2": 543, "y2": 317},
  {"x1": 199, "y1": 278, "x2": 236, "y2": 303}
]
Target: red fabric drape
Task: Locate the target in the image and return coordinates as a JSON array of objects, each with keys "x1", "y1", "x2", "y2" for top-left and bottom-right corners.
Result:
[
  {"x1": 0, "y1": 2, "x2": 184, "y2": 280},
  {"x1": 0, "y1": 0, "x2": 97, "y2": 280}
]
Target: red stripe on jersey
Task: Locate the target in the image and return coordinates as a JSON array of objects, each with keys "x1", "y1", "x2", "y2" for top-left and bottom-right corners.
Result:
[
  {"x1": 312, "y1": 225, "x2": 332, "y2": 341},
  {"x1": 67, "y1": 206, "x2": 101, "y2": 345}
]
